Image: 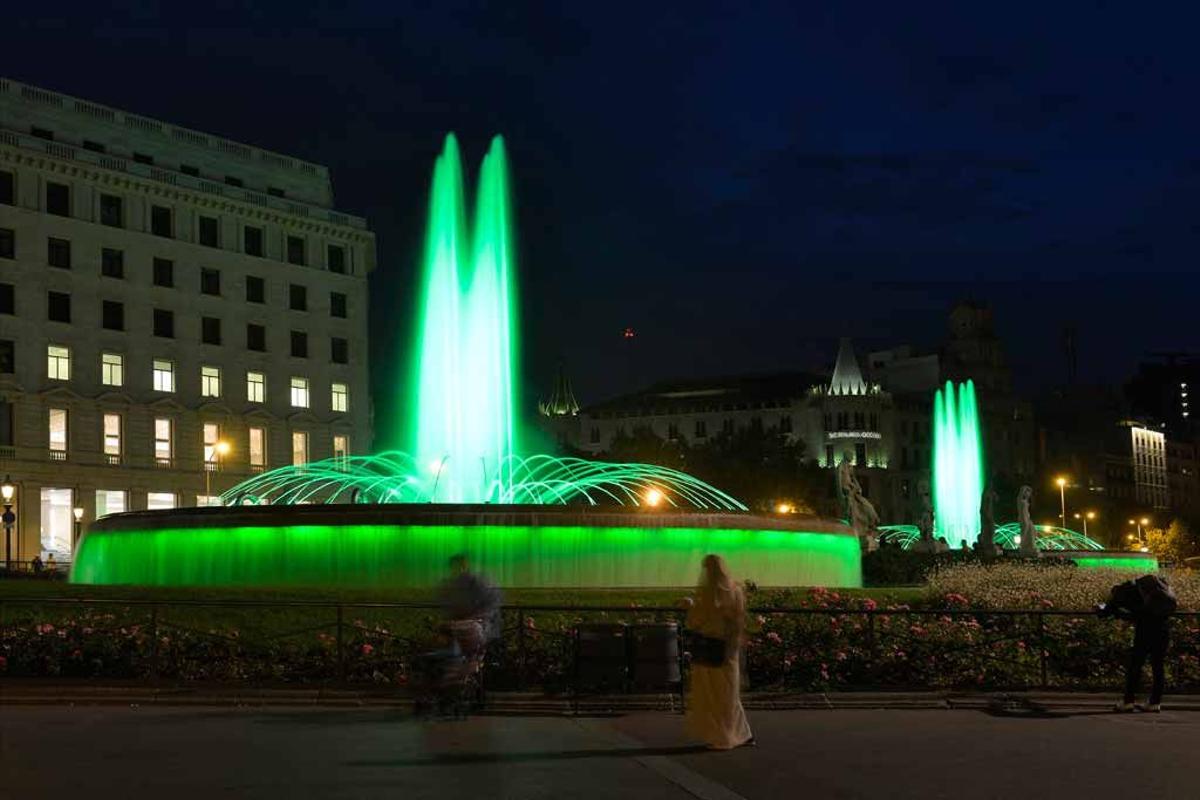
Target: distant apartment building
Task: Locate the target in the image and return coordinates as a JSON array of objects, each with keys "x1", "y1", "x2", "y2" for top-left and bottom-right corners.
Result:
[{"x1": 0, "y1": 78, "x2": 375, "y2": 562}]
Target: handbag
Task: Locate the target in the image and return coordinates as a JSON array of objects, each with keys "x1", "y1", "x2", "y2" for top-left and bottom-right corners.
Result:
[{"x1": 687, "y1": 632, "x2": 727, "y2": 666}]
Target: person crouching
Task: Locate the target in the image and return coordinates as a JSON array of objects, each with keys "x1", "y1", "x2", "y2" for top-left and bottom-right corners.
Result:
[{"x1": 1097, "y1": 574, "x2": 1177, "y2": 713}]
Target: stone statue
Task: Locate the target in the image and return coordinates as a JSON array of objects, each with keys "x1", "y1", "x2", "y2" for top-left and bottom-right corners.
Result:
[
  {"x1": 976, "y1": 481, "x2": 999, "y2": 556},
  {"x1": 836, "y1": 457, "x2": 856, "y2": 511},
  {"x1": 1017, "y1": 485, "x2": 1039, "y2": 557},
  {"x1": 915, "y1": 480, "x2": 937, "y2": 553},
  {"x1": 847, "y1": 481, "x2": 880, "y2": 550}
]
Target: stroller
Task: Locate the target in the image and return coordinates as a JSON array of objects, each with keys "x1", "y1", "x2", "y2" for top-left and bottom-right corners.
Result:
[{"x1": 412, "y1": 620, "x2": 487, "y2": 719}]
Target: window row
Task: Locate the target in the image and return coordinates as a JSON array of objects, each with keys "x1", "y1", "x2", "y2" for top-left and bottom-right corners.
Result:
[
  {"x1": 47, "y1": 410, "x2": 349, "y2": 469},
  {"x1": 38, "y1": 346, "x2": 348, "y2": 410},
  {"x1": 0, "y1": 168, "x2": 352, "y2": 273}
]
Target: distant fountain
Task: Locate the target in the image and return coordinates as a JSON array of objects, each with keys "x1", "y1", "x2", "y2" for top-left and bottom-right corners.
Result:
[{"x1": 932, "y1": 380, "x2": 984, "y2": 549}]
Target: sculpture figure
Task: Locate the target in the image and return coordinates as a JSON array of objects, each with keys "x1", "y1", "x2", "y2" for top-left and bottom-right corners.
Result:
[
  {"x1": 847, "y1": 481, "x2": 880, "y2": 550},
  {"x1": 976, "y1": 480, "x2": 999, "y2": 556},
  {"x1": 915, "y1": 480, "x2": 937, "y2": 553},
  {"x1": 1017, "y1": 485, "x2": 1039, "y2": 557}
]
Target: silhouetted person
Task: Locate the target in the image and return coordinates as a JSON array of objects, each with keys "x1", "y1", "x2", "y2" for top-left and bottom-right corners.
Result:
[
  {"x1": 30, "y1": 554, "x2": 43, "y2": 573},
  {"x1": 1099, "y1": 575, "x2": 1176, "y2": 712},
  {"x1": 46, "y1": 553, "x2": 57, "y2": 573},
  {"x1": 437, "y1": 554, "x2": 501, "y2": 658}
]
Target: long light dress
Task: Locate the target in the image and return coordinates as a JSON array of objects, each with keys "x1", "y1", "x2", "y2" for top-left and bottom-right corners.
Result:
[{"x1": 684, "y1": 585, "x2": 753, "y2": 749}]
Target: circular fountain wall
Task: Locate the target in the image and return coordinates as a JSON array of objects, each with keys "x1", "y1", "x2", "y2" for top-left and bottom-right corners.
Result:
[{"x1": 71, "y1": 505, "x2": 863, "y2": 588}]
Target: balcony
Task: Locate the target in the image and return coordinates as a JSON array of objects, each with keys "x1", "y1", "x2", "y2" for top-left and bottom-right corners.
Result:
[
  {"x1": 48, "y1": 450, "x2": 67, "y2": 462},
  {"x1": 155, "y1": 457, "x2": 174, "y2": 469}
]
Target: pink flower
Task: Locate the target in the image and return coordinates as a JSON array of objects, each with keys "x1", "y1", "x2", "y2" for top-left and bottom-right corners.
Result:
[
  {"x1": 766, "y1": 631, "x2": 782, "y2": 644},
  {"x1": 360, "y1": 643, "x2": 374, "y2": 656},
  {"x1": 862, "y1": 599, "x2": 878, "y2": 612}
]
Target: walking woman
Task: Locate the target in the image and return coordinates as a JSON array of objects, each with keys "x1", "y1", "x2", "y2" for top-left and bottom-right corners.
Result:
[{"x1": 683, "y1": 554, "x2": 754, "y2": 750}]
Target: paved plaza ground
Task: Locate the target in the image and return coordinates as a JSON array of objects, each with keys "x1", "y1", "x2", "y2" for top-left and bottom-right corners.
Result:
[{"x1": 2, "y1": 703, "x2": 1197, "y2": 799}]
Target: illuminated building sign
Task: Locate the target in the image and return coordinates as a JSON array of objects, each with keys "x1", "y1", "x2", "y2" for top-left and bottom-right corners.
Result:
[{"x1": 826, "y1": 431, "x2": 882, "y2": 440}]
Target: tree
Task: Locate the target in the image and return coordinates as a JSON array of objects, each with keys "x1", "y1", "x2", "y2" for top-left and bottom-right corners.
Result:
[{"x1": 1143, "y1": 519, "x2": 1196, "y2": 563}]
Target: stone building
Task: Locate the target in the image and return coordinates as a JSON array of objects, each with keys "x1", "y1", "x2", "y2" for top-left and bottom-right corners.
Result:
[{"x1": 0, "y1": 78, "x2": 375, "y2": 563}]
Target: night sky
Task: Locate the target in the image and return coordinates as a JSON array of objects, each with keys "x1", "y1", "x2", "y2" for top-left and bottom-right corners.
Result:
[{"x1": 6, "y1": 2, "x2": 1200, "y2": 421}]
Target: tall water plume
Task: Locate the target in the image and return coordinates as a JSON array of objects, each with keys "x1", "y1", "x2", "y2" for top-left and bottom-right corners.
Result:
[{"x1": 932, "y1": 380, "x2": 984, "y2": 549}]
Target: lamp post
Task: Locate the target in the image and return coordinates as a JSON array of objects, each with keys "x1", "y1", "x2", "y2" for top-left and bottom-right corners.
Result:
[
  {"x1": 1073, "y1": 510, "x2": 1096, "y2": 538},
  {"x1": 1055, "y1": 476, "x2": 1068, "y2": 529},
  {"x1": 2, "y1": 476, "x2": 14, "y2": 572},
  {"x1": 1128, "y1": 517, "x2": 1151, "y2": 550},
  {"x1": 205, "y1": 440, "x2": 231, "y2": 503},
  {"x1": 72, "y1": 505, "x2": 83, "y2": 552}
]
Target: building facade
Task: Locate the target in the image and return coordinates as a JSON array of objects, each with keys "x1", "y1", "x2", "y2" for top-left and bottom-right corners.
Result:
[{"x1": 0, "y1": 78, "x2": 375, "y2": 562}]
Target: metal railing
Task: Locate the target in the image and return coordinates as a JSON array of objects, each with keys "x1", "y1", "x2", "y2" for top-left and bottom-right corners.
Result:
[{"x1": 0, "y1": 598, "x2": 1196, "y2": 694}]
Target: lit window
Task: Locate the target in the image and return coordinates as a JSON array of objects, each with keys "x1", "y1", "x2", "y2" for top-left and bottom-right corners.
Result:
[
  {"x1": 153, "y1": 359, "x2": 175, "y2": 392},
  {"x1": 101, "y1": 352, "x2": 124, "y2": 386},
  {"x1": 47, "y1": 345, "x2": 70, "y2": 381},
  {"x1": 147, "y1": 492, "x2": 176, "y2": 510},
  {"x1": 290, "y1": 377, "x2": 309, "y2": 408},
  {"x1": 247, "y1": 371, "x2": 265, "y2": 403},
  {"x1": 333, "y1": 434, "x2": 349, "y2": 462},
  {"x1": 39, "y1": 487, "x2": 74, "y2": 557},
  {"x1": 203, "y1": 423, "x2": 221, "y2": 465},
  {"x1": 154, "y1": 417, "x2": 173, "y2": 464},
  {"x1": 95, "y1": 489, "x2": 126, "y2": 518},
  {"x1": 201, "y1": 365, "x2": 221, "y2": 398},
  {"x1": 249, "y1": 426, "x2": 266, "y2": 468},
  {"x1": 103, "y1": 413, "x2": 121, "y2": 459},
  {"x1": 292, "y1": 431, "x2": 309, "y2": 466},
  {"x1": 195, "y1": 495, "x2": 221, "y2": 507},
  {"x1": 331, "y1": 382, "x2": 348, "y2": 412},
  {"x1": 48, "y1": 408, "x2": 67, "y2": 452}
]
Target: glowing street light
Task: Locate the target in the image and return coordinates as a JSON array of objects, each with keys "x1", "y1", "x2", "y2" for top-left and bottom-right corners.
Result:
[
  {"x1": 1055, "y1": 476, "x2": 1069, "y2": 530},
  {"x1": 72, "y1": 505, "x2": 84, "y2": 550},
  {"x1": 776, "y1": 502, "x2": 794, "y2": 515},
  {"x1": 205, "y1": 440, "x2": 232, "y2": 501},
  {"x1": 1, "y1": 476, "x2": 13, "y2": 572},
  {"x1": 1074, "y1": 510, "x2": 1096, "y2": 538}
]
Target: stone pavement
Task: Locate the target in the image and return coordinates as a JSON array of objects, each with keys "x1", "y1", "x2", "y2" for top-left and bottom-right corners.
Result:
[{"x1": 2, "y1": 704, "x2": 1197, "y2": 799}]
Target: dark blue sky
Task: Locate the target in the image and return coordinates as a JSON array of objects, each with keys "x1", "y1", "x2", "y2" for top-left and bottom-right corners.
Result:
[{"x1": 6, "y1": 1, "x2": 1199, "y2": 411}]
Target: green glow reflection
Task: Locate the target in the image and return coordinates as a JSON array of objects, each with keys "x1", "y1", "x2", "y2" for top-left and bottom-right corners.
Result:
[{"x1": 72, "y1": 525, "x2": 862, "y2": 588}]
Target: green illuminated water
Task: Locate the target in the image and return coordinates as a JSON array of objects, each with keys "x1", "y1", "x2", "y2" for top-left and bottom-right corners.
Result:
[
  {"x1": 932, "y1": 380, "x2": 984, "y2": 549},
  {"x1": 409, "y1": 134, "x2": 519, "y2": 502},
  {"x1": 72, "y1": 524, "x2": 862, "y2": 588}
]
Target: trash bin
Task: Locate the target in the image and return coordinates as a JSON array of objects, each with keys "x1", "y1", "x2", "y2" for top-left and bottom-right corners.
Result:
[
  {"x1": 628, "y1": 622, "x2": 681, "y2": 691},
  {"x1": 574, "y1": 623, "x2": 628, "y2": 691}
]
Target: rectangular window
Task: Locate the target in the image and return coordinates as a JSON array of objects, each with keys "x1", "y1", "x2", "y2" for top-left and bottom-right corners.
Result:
[
  {"x1": 290, "y1": 377, "x2": 310, "y2": 408},
  {"x1": 0, "y1": 340, "x2": 13, "y2": 374},
  {"x1": 154, "y1": 417, "x2": 173, "y2": 463},
  {"x1": 102, "y1": 300, "x2": 124, "y2": 331},
  {"x1": 200, "y1": 268, "x2": 220, "y2": 296},
  {"x1": 83, "y1": 140, "x2": 105, "y2": 153},
  {"x1": 331, "y1": 382, "x2": 348, "y2": 412},
  {"x1": 48, "y1": 291, "x2": 70, "y2": 323},
  {"x1": 224, "y1": 175, "x2": 244, "y2": 188},
  {"x1": 151, "y1": 205, "x2": 173, "y2": 237},
  {"x1": 39, "y1": 487, "x2": 74, "y2": 557},
  {"x1": 292, "y1": 431, "x2": 309, "y2": 466},
  {"x1": 103, "y1": 413, "x2": 122, "y2": 460},
  {"x1": 101, "y1": 352, "x2": 124, "y2": 386},
  {"x1": 48, "y1": 237, "x2": 71, "y2": 269},
  {"x1": 153, "y1": 309, "x2": 174, "y2": 338},
  {"x1": 100, "y1": 194, "x2": 123, "y2": 228},
  {"x1": 268, "y1": 187, "x2": 285, "y2": 198},
  {"x1": 47, "y1": 345, "x2": 70, "y2": 380},
  {"x1": 196, "y1": 495, "x2": 221, "y2": 507},
  {"x1": 328, "y1": 245, "x2": 346, "y2": 274},
  {"x1": 695, "y1": 420, "x2": 707, "y2": 439},
  {"x1": 855, "y1": 443, "x2": 867, "y2": 467},
  {"x1": 0, "y1": 228, "x2": 12, "y2": 259},
  {"x1": 0, "y1": 282, "x2": 13, "y2": 314},
  {"x1": 244, "y1": 226, "x2": 264, "y2": 257},
  {"x1": 287, "y1": 235, "x2": 306, "y2": 266},
  {"x1": 153, "y1": 359, "x2": 175, "y2": 392},
  {"x1": 101, "y1": 247, "x2": 124, "y2": 278},
  {"x1": 249, "y1": 426, "x2": 266, "y2": 468},
  {"x1": 246, "y1": 275, "x2": 265, "y2": 303},
  {"x1": 331, "y1": 337, "x2": 348, "y2": 364},
  {"x1": 198, "y1": 216, "x2": 219, "y2": 247},
  {"x1": 0, "y1": 170, "x2": 12, "y2": 205},
  {"x1": 46, "y1": 182, "x2": 70, "y2": 217},
  {"x1": 180, "y1": 164, "x2": 199, "y2": 177},
  {"x1": 247, "y1": 323, "x2": 266, "y2": 352},
  {"x1": 95, "y1": 490, "x2": 127, "y2": 518},
  {"x1": 133, "y1": 152, "x2": 154, "y2": 165},
  {"x1": 31, "y1": 127, "x2": 54, "y2": 141},
  {"x1": 289, "y1": 283, "x2": 307, "y2": 311},
  {"x1": 201, "y1": 316, "x2": 222, "y2": 345},
  {"x1": 203, "y1": 422, "x2": 221, "y2": 465},
  {"x1": 201, "y1": 365, "x2": 221, "y2": 398},
  {"x1": 147, "y1": 492, "x2": 176, "y2": 510},
  {"x1": 333, "y1": 434, "x2": 349, "y2": 462},
  {"x1": 247, "y1": 371, "x2": 265, "y2": 403},
  {"x1": 153, "y1": 257, "x2": 174, "y2": 287},
  {"x1": 291, "y1": 331, "x2": 308, "y2": 358},
  {"x1": 48, "y1": 408, "x2": 67, "y2": 453},
  {"x1": 330, "y1": 292, "x2": 347, "y2": 318}
]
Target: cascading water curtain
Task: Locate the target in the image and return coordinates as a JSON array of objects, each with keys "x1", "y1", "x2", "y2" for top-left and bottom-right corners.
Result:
[{"x1": 932, "y1": 379, "x2": 985, "y2": 549}]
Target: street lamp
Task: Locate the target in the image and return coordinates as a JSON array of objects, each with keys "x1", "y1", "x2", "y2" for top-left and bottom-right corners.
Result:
[
  {"x1": 1128, "y1": 517, "x2": 1151, "y2": 550},
  {"x1": 72, "y1": 506, "x2": 83, "y2": 551},
  {"x1": 1055, "y1": 476, "x2": 1068, "y2": 529},
  {"x1": 2, "y1": 476, "x2": 14, "y2": 572},
  {"x1": 205, "y1": 440, "x2": 231, "y2": 503},
  {"x1": 1073, "y1": 510, "x2": 1096, "y2": 538}
]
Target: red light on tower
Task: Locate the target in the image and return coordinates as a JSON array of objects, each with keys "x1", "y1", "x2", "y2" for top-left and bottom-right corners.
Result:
[{"x1": 623, "y1": 327, "x2": 635, "y2": 340}]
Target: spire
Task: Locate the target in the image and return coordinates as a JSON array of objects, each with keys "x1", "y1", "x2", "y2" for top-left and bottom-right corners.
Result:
[
  {"x1": 829, "y1": 338, "x2": 867, "y2": 396},
  {"x1": 538, "y1": 362, "x2": 580, "y2": 417}
]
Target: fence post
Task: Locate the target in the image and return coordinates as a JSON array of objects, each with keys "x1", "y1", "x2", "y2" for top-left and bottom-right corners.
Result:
[
  {"x1": 516, "y1": 607, "x2": 527, "y2": 689},
  {"x1": 867, "y1": 611, "x2": 877, "y2": 683},
  {"x1": 149, "y1": 605, "x2": 159, "y2": 681},
  {"x1": 1038, "y1": 612, "x2": 1048, "y2": 689},
  {"x1": 336, "y1": 604, "x2": 345, "y2": 683}
]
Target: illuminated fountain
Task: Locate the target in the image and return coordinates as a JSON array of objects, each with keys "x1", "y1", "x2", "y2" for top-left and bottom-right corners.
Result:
[{"x1": 71, "y1": 134, "x2": 862, "y2": 589}]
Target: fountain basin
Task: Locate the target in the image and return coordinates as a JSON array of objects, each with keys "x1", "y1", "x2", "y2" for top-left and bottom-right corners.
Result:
[{"x1": 71, "y1": 505, "x2": 863, "y2": 588}]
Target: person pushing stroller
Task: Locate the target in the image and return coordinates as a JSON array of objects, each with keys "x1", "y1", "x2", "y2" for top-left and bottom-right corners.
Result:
[{"x1": 1097, "y1": 574, "x2": 1177, "y2": 713}]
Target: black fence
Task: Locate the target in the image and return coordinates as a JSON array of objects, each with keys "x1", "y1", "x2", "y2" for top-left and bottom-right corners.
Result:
[{"x1": 2, "y1": 597, "x2": 1199, "y2": 694}]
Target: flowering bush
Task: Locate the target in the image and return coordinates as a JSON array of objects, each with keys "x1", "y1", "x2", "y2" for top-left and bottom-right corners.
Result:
[{"x1": 927, "y1": 562, "x2": 1200, "y2": 610}]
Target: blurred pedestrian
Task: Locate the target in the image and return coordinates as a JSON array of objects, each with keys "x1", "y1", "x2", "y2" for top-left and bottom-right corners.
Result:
[
  {"x1": 30, "y1": 554, "x2": 43, "y2": 573},
  {"x1": 1099, "y1": 574, "x2": 1177, "y2": 712},
  {"x1": 46, "y1": 553, "x2": 57, "y2": 573},
  {"x1": 437, "y1": 554, "x2": 501, "y2": 659},
  {"x1": 683, "y1": 554, "x2": 754, "y2": 750}
]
